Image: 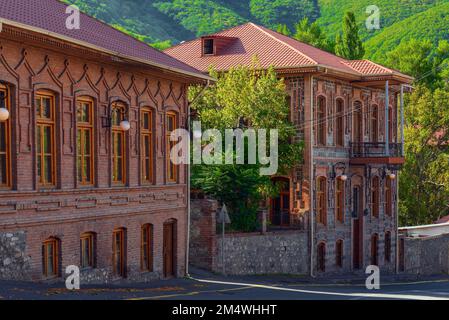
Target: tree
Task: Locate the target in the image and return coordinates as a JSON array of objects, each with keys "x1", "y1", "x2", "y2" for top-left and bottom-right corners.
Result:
[
  {"x1": 189, "y1": 64, "x2": 303, "y2": 231},
  {"x1": 335, "y1": 12, "x2": 365, "y2": 60},
  {"x1": 276, "y1": 24, "x2": 291, "y2": 36},
  {"x1": 399, "y1": 85, "x2": 449, "y2": 226},
  {"x1": 293, "y1": 17, "x2": 334, "y2": 52},
  {"x1": 386, "y1": 39, "x2": 449, "y2": 88}
]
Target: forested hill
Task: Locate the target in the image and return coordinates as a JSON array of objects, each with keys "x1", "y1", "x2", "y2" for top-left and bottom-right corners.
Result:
[{"x1": 62, "y1": 0, "x2": 449, "y2": 61}]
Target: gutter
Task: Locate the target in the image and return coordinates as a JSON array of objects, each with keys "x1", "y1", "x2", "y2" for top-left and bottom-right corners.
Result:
[
  {"x1": 185, "y1": 79, "x2": 211, "y2": 277},
  {"x1": 0, "y1": 18, "x2": 214, "y2": 82}
]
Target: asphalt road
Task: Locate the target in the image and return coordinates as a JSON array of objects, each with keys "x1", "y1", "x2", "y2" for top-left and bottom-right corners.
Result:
[{"x1": 0, "y1": 272, "x2": 448, "y2": 300}]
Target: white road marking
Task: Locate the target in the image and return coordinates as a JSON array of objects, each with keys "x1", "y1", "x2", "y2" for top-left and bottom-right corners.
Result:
[{"x1": 191, "y1": 277, "x2": 449, "y2": 301}]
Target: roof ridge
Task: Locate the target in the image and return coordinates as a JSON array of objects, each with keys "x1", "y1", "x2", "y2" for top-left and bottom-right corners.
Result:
[
  {"x1": 165, "y1": 22, "x2": 252, "y2": 52},
  {"x1": 248, "y1": 23, "x2": 318, "y2": 65}
]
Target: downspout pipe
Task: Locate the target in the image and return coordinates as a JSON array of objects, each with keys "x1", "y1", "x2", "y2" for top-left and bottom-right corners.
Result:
[
  {"x1": 309, "y1": 76, "x2": 315, "y2": 278},
  {"x1": 185, "y1": 80, "x2": 211, "y2": 278}
]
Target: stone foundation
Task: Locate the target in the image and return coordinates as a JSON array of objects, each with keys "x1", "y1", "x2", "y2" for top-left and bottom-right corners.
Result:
[{"x1": 0, "y1": 231, "x2": 31, "y2": 280}]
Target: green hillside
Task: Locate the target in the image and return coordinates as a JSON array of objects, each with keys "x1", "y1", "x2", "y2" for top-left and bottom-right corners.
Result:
[
  {"x1": 364, "y1": 2, "x2": 449, "y2": 63},
  {"x1": 63, "y1": 0, "x2": 449, "y2": 60},
  {"x1": 316, "y1": 0, "x2": 447, "y2": 41}
]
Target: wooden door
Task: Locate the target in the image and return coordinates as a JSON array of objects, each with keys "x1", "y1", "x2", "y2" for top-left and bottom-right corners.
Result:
[
  {"x1": 270, "y1": 178, "x2": 290, "y2": 226},
  {"x1": 352, "y1": 186, "x2": 363, "y2": 269},
  {"x1": 163, "y1": 221, "x2": 176, "y2": 278}
]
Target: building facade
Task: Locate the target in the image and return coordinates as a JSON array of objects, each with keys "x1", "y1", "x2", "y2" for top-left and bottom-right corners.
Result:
[
  {"x1": 166, "y1": 23, "x2": 413, "y2": 275},
  {"x1": 0, "y1": 1, "x2": 208, "y2": 282}
]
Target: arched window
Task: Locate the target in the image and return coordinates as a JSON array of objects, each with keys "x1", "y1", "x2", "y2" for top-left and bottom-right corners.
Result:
[
  {"x1": 371, "y1": 234, "x2": 379, "y2": 266},
  {"x1": 335, "y1": 177, "x2": 345, "y2": 223},
  {"x1": 42, "y1": 237, "x2": 60, "y2": 278},
  {"x1": 166, "y1": 111, "x2": 178, "y2": 183},
  {"x1": 112, "y1": 102, "x2": 127, "y2": 184},
  {"x1": 112, "y1": 228, "x2": 127, "y2": 277},
  {"x1": 141, "y1": 108, "x2": 154, "y2": 184},
  {"x1": 0, "y1": 84, "x2": 11, "y2": 188},
  {"x1": 336, "y1": 99, "x2": 344, "y2": 147},
  {"x1": 353, "y1": 101, "x2": 363, "y2": 144},
  {"x1": 76, "y1": 97, "x2": 94, "y2": 185},
  {"x1": 385, "y1": 178, "x2": 393, "y2": 216},
  {"x1": 385, "y1": 231, "x2": 391, "y2": 263},
  {"x1": 36, "y1": 91, "x2": 56, "y2": 187},
  {"x1": 80, "y1": 232, "x2": 96, "y2": 268},
  {"x1": 371, "y1": 105, "x2": 378, "y2": 142},
  {"x1": 372, "y1": 176, "x2": 380, "y2": 218},
  {"x1": 317, "y1": 96, "x2": 326, "y2": 146},
  {"x1": 141, "y1": 224, "x2": 154, "y2": 272},
  {"x1": 317, "y1": 177, "x2": 327, "y2": 225},
  {"x1": 336, "y1": 239, "x2": 343, "y2": 268},
  {"x1": 318, "y1": 242, "x2": 326, "y2": 272}
]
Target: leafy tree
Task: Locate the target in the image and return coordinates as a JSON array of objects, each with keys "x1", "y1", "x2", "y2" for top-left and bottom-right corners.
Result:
[
  {"x1": 293, "y1": 17, "x2": 334, "y2": 52},
  {"x1": 276, "y1": 24, "x2": 291, "y2": 36},
  {"x1": 335, "y1": 12, "x2": 365, "y2": 59},
  {"x1": 399, "y1": 85, "x2": 449, "y2": 226},
  {"x1": 386, "y1": 39, "x2": 449, "y2": 87},
  {"x1": 189, "y1": 64, "x2": 303, "y2": 231}
]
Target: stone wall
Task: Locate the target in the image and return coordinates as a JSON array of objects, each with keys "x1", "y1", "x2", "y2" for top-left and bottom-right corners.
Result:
[
  {"x1": 190, "y1": 198, "x2": 309, "y2": 276},
  {"x1": 403, "y1": 234, "x2": 449, "y2": 275},
  {"x1": 216, "y1": 231, "x2": 309, "y2": 275},
  {"x1": 0, "y1": 231, "x2": 31, "y2": 280}
]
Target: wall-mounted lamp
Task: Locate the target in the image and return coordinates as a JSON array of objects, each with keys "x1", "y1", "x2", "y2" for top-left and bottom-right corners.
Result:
[
  {"x1": 101, "y1": 106, "x2": 130, "y2": 131},
  {"x1": 0, "y1": 107, "x2": 9, "y2": 121},
  {"x1": 0, "y1": 94, "x2": 9, "y2": 121},
  {"x1": 380, "y1": 168, "x2": 396, "y2": 180},
  {"x1": 330, "y1": 162, "x2": 347, "y2": 181}
]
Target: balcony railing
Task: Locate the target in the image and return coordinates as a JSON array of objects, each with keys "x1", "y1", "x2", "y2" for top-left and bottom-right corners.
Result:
[{"x1": 350, "y1": 142, "x2": 403, "y2": 158}]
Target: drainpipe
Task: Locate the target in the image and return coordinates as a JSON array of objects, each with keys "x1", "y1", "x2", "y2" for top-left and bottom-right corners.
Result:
[
  {"x1": 400, "y1": 85, "x2": 404, "y2": 157},
  {"x1": 309, "y1": 76, "x2": 315, "y2": 278},
  {"x1": 185, "y1": 80, "x2": 211, "y2": 277},
  {"x1": 385, "y1": 81, "x2": 390, "y2": 156}
]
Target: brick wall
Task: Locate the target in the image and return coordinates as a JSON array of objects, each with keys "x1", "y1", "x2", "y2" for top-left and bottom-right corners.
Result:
[{"x1": 0, "y1": 25, "x2": 191, "y2": 282}]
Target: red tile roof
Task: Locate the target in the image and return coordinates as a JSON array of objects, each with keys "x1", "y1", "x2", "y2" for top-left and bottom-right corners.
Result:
[
  {"x1": 165, "y1": 22, "x2": 412, "y2": 80},
  {"x1": 0, "y1": 0, "x2": 207, "y2": 79}
]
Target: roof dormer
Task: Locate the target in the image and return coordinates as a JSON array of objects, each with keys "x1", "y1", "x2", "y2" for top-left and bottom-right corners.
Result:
[{"x1": 201, "y1": 36, "x2": 237, "y2": 57}]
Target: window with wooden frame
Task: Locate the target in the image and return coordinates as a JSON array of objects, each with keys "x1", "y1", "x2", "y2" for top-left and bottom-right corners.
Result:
[
  {"x1": 166, "y1": 112, "x2": 178, "y2": 183},
  {"x1": 371, "y1": 105, "x2": 379, "y2": 142},
  {"x1": 36, "y1": 92, "x2": 56, "y2": 187},
  {"x1": 371, "y1": 233, "x2": 379, "y2": 266},
  {"x1": 76, "y1": 97, "x2": 94, "y2": 186},
  {"x1": 141, "y1": 108, "x2": 154, "y2": 184},
  {"x1": 316, "y1": 177, "x2": 327, "y2": 225},
  {"x1": 42, "y1": 237, "x2": 60, "y2": 278},
  {"x1": 336, "y1": 239, "x2": 343, "y2": 268},
  {"x1": 112, "y1": 228, "x2": 126, "y2": 277},
  {"x1": 388, "y1": 106, "x2": 394, "y2": 142},
  {"x1": 0, "y1": 84, "x2": 11, "y2": 188},
  {"x1": 385, "y1": 231, "x2": 391, "y2": 263},
  {"x1": 385, "y1": 178, "x2": 393, "y2": 216},
  {"x1": 335, "y1": 178, "x2": 345, "y2": 223},
  {"x1": 141, "y1": 224, "x2": 153, "y2": 272},
  {"x1": 372, "y1": 176, "x2": 380, "y2": 218},
  {"x1": 80, "y1": 232, "x2": 96, "y2": 269},
  {"x1": 317, "y1": 96, "x2": 326, "y2": 146},
  {"x1": 335, "y1": 99, "x2": 344, "y2": 147},
  {"x1": 112, "y1": 102, "x2": 126, "y2": 184},
  {"x1": 317, "y1": 242, "x2": 326, "y2": 272}
]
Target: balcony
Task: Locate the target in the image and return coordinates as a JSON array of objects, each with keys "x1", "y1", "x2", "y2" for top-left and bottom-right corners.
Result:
[{"x1": 349, "y1": 142, "x2": 405, "y2": 165}]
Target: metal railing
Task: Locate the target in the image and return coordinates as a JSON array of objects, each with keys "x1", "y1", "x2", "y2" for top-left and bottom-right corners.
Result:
[{"x1": 350, "y1": 142, "x2": 403, "y2": 158}]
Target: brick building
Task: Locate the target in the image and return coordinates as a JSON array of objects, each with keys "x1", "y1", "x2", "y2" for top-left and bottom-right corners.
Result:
[
  {"x1": 166, "y1": 23, "x2": 413, "y2": 275},
  {"x1": 0, "y1": 0, "x2": 209, "y2": 282}
]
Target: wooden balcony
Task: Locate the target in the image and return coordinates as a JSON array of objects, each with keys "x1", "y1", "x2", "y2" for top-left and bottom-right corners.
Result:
[{"x1": 350, "y1": 142, "x2": 405, "y2": 165}]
